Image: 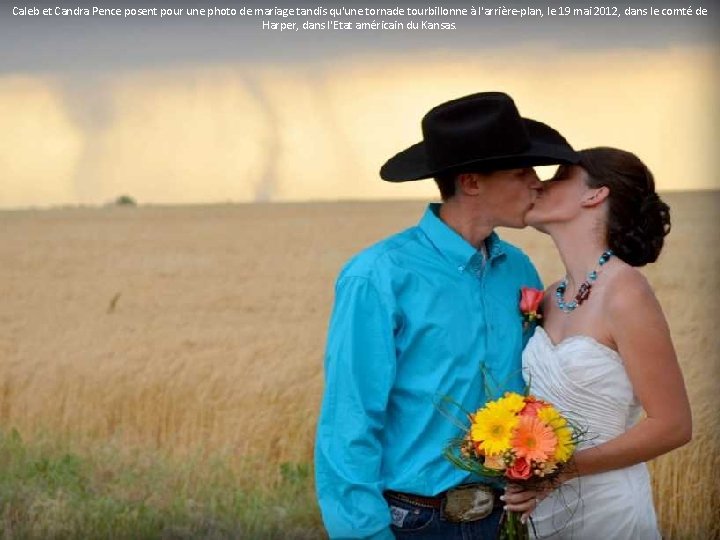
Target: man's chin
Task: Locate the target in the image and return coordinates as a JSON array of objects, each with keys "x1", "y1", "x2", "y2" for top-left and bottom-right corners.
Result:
[
  {"x1": 523, "y1": 216, "x2": 549, "y2": 233},
  {"x1": 520, "y1": 206, "x2": 537, "y2": 228},
  {"x1": 503, "y1": 223, "x2": 528, "y2": 230}
]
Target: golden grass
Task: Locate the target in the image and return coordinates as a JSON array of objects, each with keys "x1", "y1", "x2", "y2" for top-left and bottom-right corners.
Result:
[{"x1": 0, "y1": 192, "x2": 718, "y2": 537}]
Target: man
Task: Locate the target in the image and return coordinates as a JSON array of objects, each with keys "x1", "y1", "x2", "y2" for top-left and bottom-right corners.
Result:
[{"x1": 315, "y1": 92, "x2": 579, "y2": 539}]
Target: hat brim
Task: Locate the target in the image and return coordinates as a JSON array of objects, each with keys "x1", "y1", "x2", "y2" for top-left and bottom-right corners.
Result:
[{"x1": 380, "y1": 118, "x2": 579, "y2": 182}]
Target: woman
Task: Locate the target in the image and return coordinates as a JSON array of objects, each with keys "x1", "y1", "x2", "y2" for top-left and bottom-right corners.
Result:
[{"x1": 502, "y1": 147, "x2": 692, "y2": 539}]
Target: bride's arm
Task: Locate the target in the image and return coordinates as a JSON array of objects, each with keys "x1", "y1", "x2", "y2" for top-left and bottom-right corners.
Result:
[
  {"x1": 504, "y1": 269, "x2": 692, "y2": 519},
  {"x1": 568, "y1": 269, "x2": 691, "y2": 475}
]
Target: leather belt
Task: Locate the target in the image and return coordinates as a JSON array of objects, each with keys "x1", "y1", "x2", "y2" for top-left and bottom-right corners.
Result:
[{"x1": 384, "y1": 490, "x2": 444, "y2": 509}]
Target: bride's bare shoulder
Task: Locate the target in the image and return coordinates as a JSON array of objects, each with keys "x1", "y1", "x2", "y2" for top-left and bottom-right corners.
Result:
[{"x1": 603, "y1": 262, "x2": 662, "y2": 316}]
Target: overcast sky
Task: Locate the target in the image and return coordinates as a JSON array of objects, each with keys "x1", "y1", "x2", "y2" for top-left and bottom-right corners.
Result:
[
  {"x1": 2, "y1": 0, "x2": 718, "y2": 207},
  {"x1": 2, "y1": 0, "x2": 718, "y2": 73}
]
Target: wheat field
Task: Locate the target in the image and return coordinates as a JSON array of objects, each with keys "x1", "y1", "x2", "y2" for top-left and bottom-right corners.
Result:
[{"x1": 0, "y1": 192, "x2": 718, "y2": 538}]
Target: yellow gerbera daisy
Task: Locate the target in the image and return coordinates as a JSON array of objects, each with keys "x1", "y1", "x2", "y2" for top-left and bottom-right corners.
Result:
[
  {"x1": 553, "y1": 425, "x2": 575, "y2": 462},
  {"x1": 537, "y1": 405, "x2": 567, "y2": 430},
  {"x1": 470, "y1": 406, "x2": 518, "y2": 456},
  {"x1": 494, "y1": 392, "x2": 526, "y2": 414}
]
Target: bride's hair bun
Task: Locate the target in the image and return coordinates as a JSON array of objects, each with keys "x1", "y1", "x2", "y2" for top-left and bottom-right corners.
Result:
[{"x1": 579, "y1": 147, "x2": 671, "y2": 267}]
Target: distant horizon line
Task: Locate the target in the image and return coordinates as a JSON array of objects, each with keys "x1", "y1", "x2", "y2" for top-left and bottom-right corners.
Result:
[{"x1": 1, "y1": 188, "x2": 718, "y2": 212}]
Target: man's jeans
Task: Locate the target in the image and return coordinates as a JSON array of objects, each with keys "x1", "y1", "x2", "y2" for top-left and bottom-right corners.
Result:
[{"x1": 386, "y1": 492, "x2": 503, "y2": 539}]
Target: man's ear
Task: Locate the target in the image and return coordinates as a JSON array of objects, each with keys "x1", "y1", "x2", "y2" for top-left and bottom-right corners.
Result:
[
  {"x1": 457, "y1": 173, "x2": 482, "y2": 196},
  {"x1": 581, "y1": 186, "x2": 609, "y2": 208}
]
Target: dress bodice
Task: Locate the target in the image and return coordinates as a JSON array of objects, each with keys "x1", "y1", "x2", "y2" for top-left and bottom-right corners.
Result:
[
  {"x1": 522, "y1": 326, "x2": 643, "y2": 448},
  {"x1": 521, "y1": 327, "x2": 660, "y2": 539}
]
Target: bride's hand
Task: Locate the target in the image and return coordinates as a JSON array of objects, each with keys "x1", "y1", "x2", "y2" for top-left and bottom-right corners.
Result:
[{"x1": 501, "y1": 483, "x2": 551, "y2": 524}]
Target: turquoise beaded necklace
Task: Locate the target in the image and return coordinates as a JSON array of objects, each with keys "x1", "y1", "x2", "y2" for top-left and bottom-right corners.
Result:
[{"x1": 555, "y1": 250, "x2": 614, "y2": 313}]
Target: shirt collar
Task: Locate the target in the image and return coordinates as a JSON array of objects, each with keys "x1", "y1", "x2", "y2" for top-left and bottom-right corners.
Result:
[{"x1": 419, "y1": 203, "x2": 506, "y2": 272}]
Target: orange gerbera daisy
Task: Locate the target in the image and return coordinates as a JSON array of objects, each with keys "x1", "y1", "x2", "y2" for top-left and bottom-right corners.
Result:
[{"x1": 511, "y1": 415, "x2": 557, "y2": 462}]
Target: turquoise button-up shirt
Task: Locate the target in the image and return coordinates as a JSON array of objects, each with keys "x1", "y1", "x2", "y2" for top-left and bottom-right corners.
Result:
[{"x1": 315, "y1": 203, "x2": 543, "y2": 539}]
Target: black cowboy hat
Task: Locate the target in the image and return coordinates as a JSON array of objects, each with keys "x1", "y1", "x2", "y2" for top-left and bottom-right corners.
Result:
[{"x1": 380, "y1": 92, "x2": 580, "y2": 182}]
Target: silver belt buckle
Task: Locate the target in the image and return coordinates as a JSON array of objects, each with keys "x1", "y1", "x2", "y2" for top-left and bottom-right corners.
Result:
[{"x1": 442, "y1": 484, "x2": 495, "y2": 522}]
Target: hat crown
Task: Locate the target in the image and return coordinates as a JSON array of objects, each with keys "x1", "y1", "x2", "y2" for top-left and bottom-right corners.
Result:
[
  {"x1": 422, "y1": 92, "x2": 531, "y2": 171},
  {"x1": 379, "y1": 90, "x2": 579, "y2": 182}
]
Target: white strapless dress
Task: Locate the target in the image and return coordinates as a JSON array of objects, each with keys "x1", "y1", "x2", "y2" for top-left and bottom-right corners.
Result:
[{"x1": 521, "y1": 327, "x2": 661, "y2": 540}]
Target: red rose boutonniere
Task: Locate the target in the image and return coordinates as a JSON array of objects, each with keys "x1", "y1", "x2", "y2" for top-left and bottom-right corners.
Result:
[{"x1": 519, "y1": 287, "x2": 543, "y2": 330}]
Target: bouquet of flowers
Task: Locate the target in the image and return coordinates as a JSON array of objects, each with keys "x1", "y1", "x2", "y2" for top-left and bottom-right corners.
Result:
[{"x1": 444, "y1": 392, "x2": 583, "y2": 539}]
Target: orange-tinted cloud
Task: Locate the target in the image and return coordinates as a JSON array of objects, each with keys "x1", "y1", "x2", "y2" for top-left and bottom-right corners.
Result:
[{"x1": 0, "y1": 46, "x2": 717, "y2": 208}]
